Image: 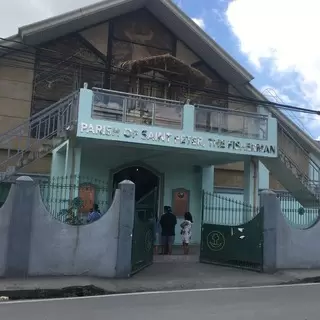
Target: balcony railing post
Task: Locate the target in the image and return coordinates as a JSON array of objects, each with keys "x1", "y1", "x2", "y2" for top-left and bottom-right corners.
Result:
[
  {"x1": 123, "y1": 98, "x2": 127, "y2": 123},
  {"x1": 218, "y1": 111, "x2": 222, "y2": 133},
  {"x1": 152, "y1": 103, "x2": 155, "y2": 126},
  {"x1": 243, "y1": 116, "x2": 248, "y2": 138}
]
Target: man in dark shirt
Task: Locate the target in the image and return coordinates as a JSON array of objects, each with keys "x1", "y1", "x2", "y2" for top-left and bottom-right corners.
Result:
[{"x1": 160, "y1": 206, "x2": 177, "y2": 255}]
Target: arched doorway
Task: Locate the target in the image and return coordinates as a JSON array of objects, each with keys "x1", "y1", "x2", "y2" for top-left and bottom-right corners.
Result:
[{"x1": 113, "y1": 166, "x2": 159, "y2": 201}]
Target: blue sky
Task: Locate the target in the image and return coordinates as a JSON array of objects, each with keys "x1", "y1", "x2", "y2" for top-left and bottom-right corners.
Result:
[{"x1": 174, "y1": 0, "x2": 320, "y2": 139}]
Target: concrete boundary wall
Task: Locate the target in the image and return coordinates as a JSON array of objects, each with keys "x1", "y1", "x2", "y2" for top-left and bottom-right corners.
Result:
[
  {"x1": 0, "y1": 177, "x2": 135, "y2": 278},
  {"x1": 261, "y1": 190, "x2": 320, "y2": 270}
]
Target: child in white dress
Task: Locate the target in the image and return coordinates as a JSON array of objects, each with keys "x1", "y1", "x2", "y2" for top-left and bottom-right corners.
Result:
[{"x1": 180, "y1": 212, "x2": 193, "y2": 255}]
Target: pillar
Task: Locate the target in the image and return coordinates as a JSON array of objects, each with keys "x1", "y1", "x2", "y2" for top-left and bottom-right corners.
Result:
[
  {"x1": 51, "y1": 151, "x2": 66, "y2": 177},
  {"x1": 243, "y1": 157, "x2": 259, "y2": 220},
  {"x1": 50, "y1": 141, "x2": 68, "y2": 177},
  {"x1": 115, "y1": 180, "x2": 135, "y2": 278},
  {"x1": 65, "y1": 139, "x2": 82, "y2": 177},
  {"x1": 258, "y1": 161, "x2": 269, "y2": 190},
  {"x1": 260, "y1": 190, "x2": 279, "y2": 273},
  {"x1": 182, "y1": 103, "x2": 195, "y2": 130},
  {"x1": 202, "y1": 166, "x2": 214, "y2": 193},
  {"x1": 201, "y1": 166, "x2": 214, "y2": 223},
  {"x1": 64, "y1": 139, "x2": 82, "y2": 204},
  {"x1": 5, "y1": 177, "x2": 36, "y2": 277}
]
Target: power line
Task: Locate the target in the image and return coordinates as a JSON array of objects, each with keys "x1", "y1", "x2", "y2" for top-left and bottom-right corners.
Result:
[
  {"x1": 1, "y1": 38, "x2": 320, "y2": 115},
  {"x1": 0, "y1": 41, "x2": 306, "y2": 109},
  {"x1": 1, "y1": 46, "x2": 317, "y2": 115}
]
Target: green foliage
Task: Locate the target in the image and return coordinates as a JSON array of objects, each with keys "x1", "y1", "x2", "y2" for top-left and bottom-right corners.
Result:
[{"x1": 59, "y1": 197, "x2": 84, "y2": 225}]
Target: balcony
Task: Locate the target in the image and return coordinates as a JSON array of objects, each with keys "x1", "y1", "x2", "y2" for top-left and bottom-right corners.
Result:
[
  {"x1": 92, "y1": 88, "x2": 183, "y2": 130},
  {"x1": 194, "y1": 105, "x2": 268, "y2": 140},
  {"x1": 76, "y1": 88, "x2": 277, "y2": 157}
]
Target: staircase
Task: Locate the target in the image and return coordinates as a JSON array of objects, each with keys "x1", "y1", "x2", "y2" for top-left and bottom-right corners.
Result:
[
  {"x1": 262, "y1": 124, "x2": 320, "y2": 207},
  {"x1": 0, "y1": 92, "x2": 79, "y2": 182}
]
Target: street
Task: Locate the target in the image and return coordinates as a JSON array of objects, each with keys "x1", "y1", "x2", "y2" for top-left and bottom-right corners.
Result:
[{"x1": 0, "y1": 283, "x2": 318, "y2": 319}]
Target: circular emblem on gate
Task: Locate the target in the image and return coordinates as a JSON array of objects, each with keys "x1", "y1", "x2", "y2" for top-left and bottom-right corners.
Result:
[
  {"x1": 207, "y1": 231, "x2": 225, "y2": 251},
  {"x1": 145, "y1": 229, "x2": 153, "y2": 252}
]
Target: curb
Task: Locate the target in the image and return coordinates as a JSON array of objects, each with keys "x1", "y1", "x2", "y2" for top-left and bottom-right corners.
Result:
[
  {"x1": 1, "y1": 277, "x2": 319, "y2": 301},
  {"x1": 280, "y1": 276, "x2": 320, "y2": 285},
  {"x1": 0, "y1": 285, "x2": 107, "y2": 301}
]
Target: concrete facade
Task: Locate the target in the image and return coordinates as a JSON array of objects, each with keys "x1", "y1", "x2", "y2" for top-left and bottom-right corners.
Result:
[
  {"x1": 0, "y1": 0, "x2": 318, "y2": 202},
  {"x1": 261, "y1": 190, "x2": 320, "y2": 270},
  {"x1": 0, "y1": 177, "x2": 135, "y2": 278}
]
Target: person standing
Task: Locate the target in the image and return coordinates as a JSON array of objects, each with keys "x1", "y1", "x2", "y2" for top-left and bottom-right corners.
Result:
[
  {"x1": 87, "y1": 204, "x2": 101, "y2": 223},
  {"x1": 159, "y1": 206, "x2": 177, "y2": 255},
  {"x1": 180, "y1": 212, "x2": 193, "y2": 255}
]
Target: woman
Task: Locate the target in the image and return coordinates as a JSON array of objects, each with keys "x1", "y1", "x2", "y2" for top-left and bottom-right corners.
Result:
[{"x1": 180, "y1": 212, "x2": 193, "y2": 255}]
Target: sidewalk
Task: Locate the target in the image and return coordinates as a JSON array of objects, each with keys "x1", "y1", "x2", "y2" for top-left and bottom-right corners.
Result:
[{"x1": 1, "y1": 261, "x2": 320, "y2": 298}]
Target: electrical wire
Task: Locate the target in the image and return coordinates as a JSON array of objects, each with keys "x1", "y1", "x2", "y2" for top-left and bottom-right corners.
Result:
[
  {"x1": 0, "y1": 41, "x2": 309, "y2": 110},
  {"x1": 1, "y1": 38, "x2": 320, "y2": 115}
]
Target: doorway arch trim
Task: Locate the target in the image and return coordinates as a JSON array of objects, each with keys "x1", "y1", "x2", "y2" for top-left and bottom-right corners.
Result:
[{"x1": 109, "y1": 161, "x2": 164, "y2": 218}]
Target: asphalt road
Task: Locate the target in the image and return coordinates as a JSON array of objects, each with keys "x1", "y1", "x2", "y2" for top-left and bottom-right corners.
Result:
[{"x1": 0, "y1": 283, "x2": 319, "y2": 320}]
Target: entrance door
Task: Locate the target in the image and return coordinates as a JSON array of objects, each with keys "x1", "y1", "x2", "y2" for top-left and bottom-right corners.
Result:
[
  {"x1": 113, "y1": 166, "x2": 159, "y2": 274},
  {"x1": 131, "y1": 187, "x2": 157, "y2": 274},
  {"x1": 113, "y1": 166, "x2": 159, "y2": 203}
]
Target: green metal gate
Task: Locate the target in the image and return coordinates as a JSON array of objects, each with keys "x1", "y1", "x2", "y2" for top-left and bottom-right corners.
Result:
[
  {"x1": 131, "y1": 188, "x2": 157, "y2": 275},
  {"x1": 200, "y1": 191, "x2": 263, "y2": 271}
]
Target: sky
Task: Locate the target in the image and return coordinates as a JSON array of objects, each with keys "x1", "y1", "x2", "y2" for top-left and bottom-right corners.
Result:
[{"x1": 0, "y1": 0, "x2": 319, "y2": 139}]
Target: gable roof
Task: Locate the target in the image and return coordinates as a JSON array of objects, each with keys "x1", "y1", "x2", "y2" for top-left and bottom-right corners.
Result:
[
  {"x1": 1, "y1": 0, "x2": 319, "y2": 155},
  {"x1": 8, "y1": 0, "x2": 253, "y2": 87}
]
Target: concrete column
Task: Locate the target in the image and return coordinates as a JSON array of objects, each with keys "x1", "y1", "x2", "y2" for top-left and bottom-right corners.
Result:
[
  {"x1": 201, "y1": 166, "x2": 214, "y2": 223},
  {"x1": 115, "y1": 180, "x2": 135, "y2": 278},
  {"x1": 65, "y1": 140, "x2": 82, "y2": 177},
  {"x1": 51, "y1": 141, "x2": 69, "y2": 177},
  {"x1": 202, "y1": 166, "x2": 214, "y2": 193},
  {"x1": 5, "y1": 177, "x2": 36, "y2": 277},
  {"x1": 244, "y1": 157, "x2": 259, "y2": 220},
  {"x1": 260, "y1": 190, "x2": 279, "y2": 273},
  {"x1": 51, "y1": 151, "x2": 66, "y2": 177},
  {"x1": 258, "y1": 161, "x2": 269, "y2": 190},
  {"x1": 183, "y1": 104, "x2": 195, "y2": 130}
]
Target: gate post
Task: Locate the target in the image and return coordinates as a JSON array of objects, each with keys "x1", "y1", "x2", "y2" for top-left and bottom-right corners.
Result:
[
  {"x1": 115, "y1": 180, "x2": 135, "y2": 278},
  {"x1": 260, "y1": 190, "x2": 280, "y2": 273},
  {"x1": 5, "y1": 176, "x2": 36, "y2": 278}
]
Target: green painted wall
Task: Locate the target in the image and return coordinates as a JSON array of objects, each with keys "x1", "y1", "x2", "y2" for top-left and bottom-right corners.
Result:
[{"x1": 80, "y1": 150, "x2": 202, "y2": 244}]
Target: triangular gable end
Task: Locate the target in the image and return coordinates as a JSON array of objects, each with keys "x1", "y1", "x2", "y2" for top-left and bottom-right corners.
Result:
[{"x1": 16, "y1": 0, "x2": 252, "y2": 88}]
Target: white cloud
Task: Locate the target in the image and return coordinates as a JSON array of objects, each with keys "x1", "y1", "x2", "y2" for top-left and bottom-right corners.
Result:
[
  {"x1": 225, "y1": 0, "x2": 320, "y2": 134},
  {"x1": 0, "y1": 0, "x2": 100, "y2": 37},
  {"x1": 192, "y1": 18, "x2": 205, "y2": 29}
]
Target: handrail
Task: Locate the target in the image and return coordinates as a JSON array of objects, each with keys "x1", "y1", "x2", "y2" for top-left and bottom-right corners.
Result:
[
  {"x1": 194, "y1": 104, "x2": 268, "y2": 119},
  {"x1": 92, "y1": 87, "x2": 183, "y2": 105},
  {"x1": 136, "y1": 187, "x2": 158, "y2": 205},
  {"x1": 278, "y1": 122, "x2": 320, "y2": 182},
  {"x1": 0, "y1": 95, "x2": 78, "y2": 171},
  {"x1": 0, "y1": 92, "x2": 78, "y2": 141}
]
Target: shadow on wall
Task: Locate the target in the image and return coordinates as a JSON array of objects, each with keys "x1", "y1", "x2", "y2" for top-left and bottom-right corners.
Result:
[{"x1": 0, "y1": 176, "x2": 133, "y2": 278}]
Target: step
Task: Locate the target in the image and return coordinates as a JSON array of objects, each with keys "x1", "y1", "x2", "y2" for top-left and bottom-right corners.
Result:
[
  {"x1": 262, "y1": 157, "x2": 319, "y2": 207},
  {"x1": 153, "y1": 254, "x2": 199, "y2": 263}
]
